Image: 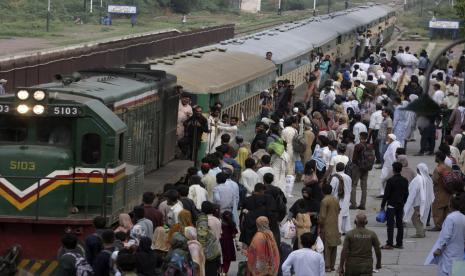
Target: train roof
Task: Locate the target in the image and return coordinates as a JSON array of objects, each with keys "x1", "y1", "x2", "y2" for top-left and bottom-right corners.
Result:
[
  {"x1": 33, "y1": 69, "x2": 176, "y2": 105},
  {"x1": 206, "y1": 4, "x2": 393, "y2": 64},
  {"x1": 148, "y1": 50, "x2": 276, "y2": 94}
]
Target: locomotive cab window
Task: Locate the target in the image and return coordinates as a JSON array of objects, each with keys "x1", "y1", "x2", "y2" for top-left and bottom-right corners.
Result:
[
  {"x1": 0, "y1": 117, "x2": 27, "y2": 142},
  {"x1": 82, "y1": 133, "x2": 101, "y2": 164},
  {"x1": 37, "y1": 118, "x2": 71, "y2": 146}
]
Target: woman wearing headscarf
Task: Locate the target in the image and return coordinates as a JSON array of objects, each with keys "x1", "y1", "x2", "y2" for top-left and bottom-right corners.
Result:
[
  {"x1": 163, "y1": 232, "x2": 194, "y2": 275},
  {"x1": 152, "y1": 226, "x2": 170, "y2": 257},
  {"x1": 196, "y1": 214, "x2": 221, "y2": 275},
  {"x1": 184, "y1": 226, "x2": 206, "y2": 276},
  {"x1": 168, "y1": 209, "x2": 193, "y2": 243},
  {"x1": 114, "y1": 213, "x2": 133, "y2": 233},
  {"x1": 311, "y1": 111, "x2": 328, "y2": 133},
  {"x1": 246, "y1": 216, "x2": 280, "y2": 276},
  {"x1": 404, "y1": 163, "x2": 435, "y2": 238},
  {"x1": 136, "y1": 237, "x2": 161, "y2": 276}
]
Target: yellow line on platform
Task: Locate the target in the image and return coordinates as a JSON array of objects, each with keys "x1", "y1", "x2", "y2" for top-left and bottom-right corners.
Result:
[{"x1": 40, "y1": 261, "x2": 58, "y2": 276}]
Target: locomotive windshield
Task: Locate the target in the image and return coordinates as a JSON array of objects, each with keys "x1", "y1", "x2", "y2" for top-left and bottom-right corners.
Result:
[
  {"x1": 36, "y1": 118, "x2": 71, "y2": 146},
  {"x1": 0, "y1": 117, "x2": 28, "y2": 142},
  {"x1": 0, "y1": 116, "x2": 71, "y2": 146}
]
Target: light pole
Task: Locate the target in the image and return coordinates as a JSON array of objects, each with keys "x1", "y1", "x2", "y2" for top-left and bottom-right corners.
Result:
[
  {"x1": 46, "y1": 0, "x2": 51, "y2": 32},
  {"x1": 278, "y1": 0, "x2": 282, "y2": 15},
  {"x1": 313, "y1": 0, "x2": 316, "y2": 16},
  {"x1": 327, "y1": 0, "x2": 331, "y2": 14},
  {"x1": 90, "y1": 0, "x2": 93, "y2": 13}
]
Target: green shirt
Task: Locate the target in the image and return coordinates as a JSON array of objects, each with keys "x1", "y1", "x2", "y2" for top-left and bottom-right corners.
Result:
[{"x1": 344, "y1": 227, "x2": 380, "y2": 262}]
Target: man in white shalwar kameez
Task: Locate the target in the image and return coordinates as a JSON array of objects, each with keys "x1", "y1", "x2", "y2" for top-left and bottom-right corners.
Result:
[
  {"x1": 330, "y1": 162, "x2": 352, "y2": 234},
  {"x1": 281, "y1": 118, "x2": 299, "y2": 176},
  {"x1": 206, "y1": 109, "x2": 220, "y2": 154},
  {"x1": 403, "y1": 163, "x2": 435, "y2": 238},
  {"x1": 212, "y1": 118, "x2": 238, "y2": 150},
  {"x1": 425, "y1": 196, "x2": 465, "y2": 276},
  {"x1": 379, "y1": 134, "x2": 402, "y2": 197}
]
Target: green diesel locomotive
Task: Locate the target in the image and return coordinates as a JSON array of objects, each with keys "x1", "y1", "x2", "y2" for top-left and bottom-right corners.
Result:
[{"x1": 0, "y1": 67, "x2": 178, "y2": 260}]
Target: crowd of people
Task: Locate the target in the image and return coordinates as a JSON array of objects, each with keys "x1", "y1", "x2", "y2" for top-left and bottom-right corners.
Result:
[{"x1": 53, "y1": 40, "x2": 465, "y2": 276}]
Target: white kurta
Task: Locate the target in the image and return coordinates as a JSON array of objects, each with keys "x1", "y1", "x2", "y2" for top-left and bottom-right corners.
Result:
[
  {"x1": 212, "y1": 123, "x2": 238, "y2": 149},
  {"x1": 240, "y1": 168, "x2": 259, "y2": 194},
  {"x1": 281, "y1": 126, "x2": 298, "y2": 176},
  {"x1": 425, "y1": 211, "x2": 465, "y2": 276},
  {"x1": 206, "y1": 115, "x2": 219, "y2": 154},
  {"x1": 380, "y1": 140, "x2": 402, "y2": 195},
  {"x1": 330, "y1": 172, "x2": 352, "y2": 233},
  {"x1": 257, "y1": 166, "x2": 276, "y2": 185},
  {"x1": 188, "y1": 184, "x2": 208, "y2": 210},
  {"x1": 393, "y1": 103, "x2": 416, "y2": 145},
  {"x1": 271, "y1": 152, "x2": 289, "y2": 194},
  {"x1": 403, "y1": 163, "x2": 435, "y2": 226}
]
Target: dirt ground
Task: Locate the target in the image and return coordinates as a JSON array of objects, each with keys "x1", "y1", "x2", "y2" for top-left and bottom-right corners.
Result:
[{"x1": 0, "y1": 37, "x2": 54, "y2": 56}]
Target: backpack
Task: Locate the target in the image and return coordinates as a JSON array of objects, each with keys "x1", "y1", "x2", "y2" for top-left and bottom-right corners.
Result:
[
  {"x1": 292, "y1": 133, "x2": 307, "y2": 154},
  {"x1": 442, "y1": 170, "x2": 464, "y2": 194},
  {"x1": 237, "y1": 183, "x2": 248, "y2": 208},
  {"x1": 328, "y1": 174, "x2": 345, "y2": 198},
  {"x1": 456, "y1": 134, "x2": 465, "y2": 152},
  {"x1": 344, "y1": 160, "x2": 353, "y2": 177},
  {"x1": 357, "y1": 144, "x2": 375, "y2": 171},
  {"x1": 64, "y1": 252, "x2": 94, "y2": 276}
]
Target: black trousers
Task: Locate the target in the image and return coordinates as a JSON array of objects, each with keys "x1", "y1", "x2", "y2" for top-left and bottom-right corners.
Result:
[
  {"x1": 419, "y1": 128, "x2": 435, "y2": 153},
  {"x1": 386, "y1": 207, "x2": 404, "y2": 246}
]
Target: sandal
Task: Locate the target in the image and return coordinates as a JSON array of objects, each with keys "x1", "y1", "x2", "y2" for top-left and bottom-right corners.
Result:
[{"x1": 381, "y1": 245, "x2": 394, "y2": 250}]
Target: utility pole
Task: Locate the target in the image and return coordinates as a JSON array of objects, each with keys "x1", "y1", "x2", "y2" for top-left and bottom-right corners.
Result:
[
  {"x1": 46, "y1": 0, "x2": 51, "y2": 32},
  {"x1": 90, "y1": 0, "x2": 93, "y2": 13},
  {"x1": 420, "y1": 0, "x2": 423, "y2": 16},
  {"x1": 313, "y1": 0, "x2": 316, "y2": 16},
  {"x1": 278, "y1": 0, "x2": 282, "y2": 15},
  {"x1": 327, "y1": 0, "x2": 331, "y2": 14}
]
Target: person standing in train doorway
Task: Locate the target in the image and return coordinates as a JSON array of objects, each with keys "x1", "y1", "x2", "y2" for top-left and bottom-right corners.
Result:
[{"x1": 181, "y1": 105, "x2": 209, "y2": 162}]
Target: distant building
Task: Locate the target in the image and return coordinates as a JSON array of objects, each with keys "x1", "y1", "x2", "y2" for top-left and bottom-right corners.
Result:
[{"x1": 241, "y1": 0, "x2": 261, "y2": 13}]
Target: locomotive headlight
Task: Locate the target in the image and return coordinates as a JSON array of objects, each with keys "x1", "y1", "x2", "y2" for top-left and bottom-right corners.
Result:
[
  {"x1": 17, "y1": 90, "x2": 29, "y2": 100},
  {"x1": 33, "y1": 90, "x2": 46, "y2": 101},
  {"x1": 33, "y1": 105, "x2": 45, "y2": 115},
  {"x1": 17, "y1": 104, "x2": 29, "y2": 114}
]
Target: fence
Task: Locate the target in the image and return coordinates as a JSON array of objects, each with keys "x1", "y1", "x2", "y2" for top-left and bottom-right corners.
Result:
[{"x1": 0, "y1": 25, "x2": 234, "y2": 92}]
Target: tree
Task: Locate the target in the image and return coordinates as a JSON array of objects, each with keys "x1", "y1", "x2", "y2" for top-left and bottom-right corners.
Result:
[
  {"x1": 456, "y1": 0, "x2": 465, "y2": 19},
  {"x1": 171, "y1": 0, "x2": 192, "y2": 13}
]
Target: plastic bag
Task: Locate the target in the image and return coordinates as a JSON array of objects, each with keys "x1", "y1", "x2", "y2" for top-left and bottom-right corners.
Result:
[
  {"x1": 280, "y1": 220, "x2": 296, "y2": 239},
  {"x1": 376, "y1": 209, "x2": 387, "y2": 223},
  {"x1": 312, "y1": 236, "x2": 324, "y2": 253},
  {"x1": 285, "y1": 175, "x2": 295, "y2": 197}
]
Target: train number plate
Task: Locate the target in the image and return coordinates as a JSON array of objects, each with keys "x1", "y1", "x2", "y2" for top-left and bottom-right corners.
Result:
[
  {"x1": 49, "y1": 106, "x2": 81, "y2": 116},
  {"x1": 0, "y1": 104, "x2": 10, "y2": 113}
]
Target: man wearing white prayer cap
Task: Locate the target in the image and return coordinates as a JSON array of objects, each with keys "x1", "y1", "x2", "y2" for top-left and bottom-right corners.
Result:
[{"x1": 378, "y1": 133, "x2": 402, "y2": 197}]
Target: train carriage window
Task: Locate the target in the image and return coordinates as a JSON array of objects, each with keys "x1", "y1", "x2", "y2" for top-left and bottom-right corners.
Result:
[
  {"x1": 82, "y1": 133, "x2": 101, "y2": 164},
  {"x1": 0, "y1": 117, "x2": 27, "y2": 142}
]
